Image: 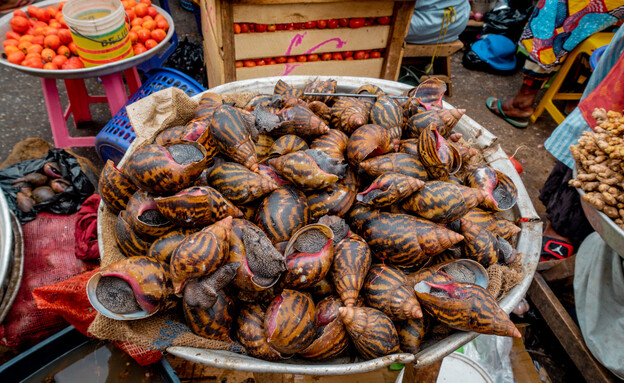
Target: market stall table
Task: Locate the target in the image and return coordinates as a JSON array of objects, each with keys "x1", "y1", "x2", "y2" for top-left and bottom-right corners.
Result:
[{"x1": 0, "y1": 0, "x2": 176, "y2": 148}]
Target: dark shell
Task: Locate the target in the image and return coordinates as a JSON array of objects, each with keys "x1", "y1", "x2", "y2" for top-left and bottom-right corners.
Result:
[
  {"x1": 124, "y1": 142, "x2": 211, "y2": 195},
  {"x1": 402, "y1": 181, "x2": 488, "y2": 223},
  {"x1": 265, "y1": 105, "x2": 329, "y2": 138},
  {"x1": 184, "y1": 290, "x2": 235, "y2": 342},
  {"x1": 346, "y1": 124, "x2": 399, "y2": 167},
  {"x1": 211, "y1": 105, "x2": 259, "y2": 172},
  {"x1": 274, "y1": 79, "x2": 304, "y2": 101},
  {"x1": 264, "y1": 289, "x2": 317, "y2": 354},
  {"x1": 155, "y1": 186, "x2": 243, "y2": 227},
  {"x1": 236, "y1": 303, "x2": 283, "y2": 360},
  {"x1": 307, "y1": 101, "x2": 331, "y2": 125},
  {"x1": 404, "y1": 110, "x2": 445, "y2": 138},
  {"x1": 170, "y1": 217, "x2": 232, "y2": 294},
  {"x1": 397, "y1": 316, "x2": 429, "y2": 353},
  {"x1": 363, "y1": 264, "x2": 422, "y2": 320},
  {"x1": 268, "y1": 135, "x2": 309, "y2": 157},
  {"x1": 282, "y1": 224, "x2": 335, "y2": 289},
  {"x1": 115, "y1": 211, "x2": 151, "y2": 258},
  {"x1": 302, "y1": 79, "x2": 337, "y2": 103},
  {"x1": 255, "y1": 186, "x2": 310, "y2": 244},
  {"x1": 331, "y1": 233, "x2": 371, "y2": 306},
  {"x1": 228, "y1": 219, "x2": 286, "y2": 292},
  {"x1": 330, "y1": 98, "x2": 368, "y2": 134},
  {"x1": 310, "y1": 129, "x2": 349, "y2": 163},
  {"x1": 125, "y1": 190, "x2": 174, "y2": 238},
  {"x1": 461, "y1": 208, "x2": 521, "y2": 241},
  {"x1": 360, "y1": 152, "x2": 429, "y2": 181},
  {"x1": 369, "y1": 96, "x2": 402, "y2": 130},
  {"x1": 464, "y1": 166, "x2": 518, "y2": 212},
  {"x1": 299, "y1": 295, "x2": 350, "y2": 360},
  {"x1": 87, "y1": 256, "x2": 172, "y2": 319},
  {"x1": 414, "y1": 281, "x2": 521, "y2": 337},
  {"x1": 406, "y1": 78, "x2": 446, "y2": 109},
  {"x1": 307, "y1": 166, "x2": 358, "y2": 219},
  {"x1": 194, "y1": 92, "x2": 225, "y2": 119},
  {"x1": 148, "y1": 228, "x2": 198, "y2": 264},
  {"x1": 208, "y1": 162, "x2": 278, "y2": 204},
  {"x1": 99, "y1": 160, "x2": 138, "y2": 214},
  {"x1": 459, "y1": 218, "x2": 498, "y2": 267},
  {"x1": 255, "y1": 134, "x2": 275, "y2": 158},
  {"x1": 417, "y1": 124, "x2": 461, "y2": 180},
  {"x1": 269, "y1": 151, "x2": 339, "y2": 191},
  {"x1": 357, "y1": 173, "x2": 425, "y2": 208},
  {"x1": 339, "y1": 306, "x2": 399, "y2": 360},
  {"x1": 348, "y1": 205, "x2": 464, "y2": 267}
]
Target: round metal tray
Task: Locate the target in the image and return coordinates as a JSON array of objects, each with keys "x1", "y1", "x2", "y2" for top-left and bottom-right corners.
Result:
[
  {"x1": 104, "y1": 76, "x2": 542, "y2": 374},
  {"x1": 0, "y1": 0, "x2": 175, "y2": 79},
  {"x1": 0, "y1": 212, "x2": 24, "y2": 325},
  {"x1": 0, "y1": 189, "x2": 13, "y2": 305},
  {"x1": 573, "y1": 167, "x2": 624, "y2": 258}
]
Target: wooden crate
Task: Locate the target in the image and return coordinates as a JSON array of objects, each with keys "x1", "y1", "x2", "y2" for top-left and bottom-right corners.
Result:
[{"x1": 200, "y1": 0, "x2": 416, "y2": 88}]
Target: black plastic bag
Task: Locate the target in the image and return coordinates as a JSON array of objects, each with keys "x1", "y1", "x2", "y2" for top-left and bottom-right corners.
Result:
[
  {"x1": 164, "y1": 37, "x2": 207, "y2": 88},
  {"x1": 0, "y1": 149, "x2": 95, "y2": 224},
  {"x1": 481, "y1": 2, "x2": 534, "y2": 43}
]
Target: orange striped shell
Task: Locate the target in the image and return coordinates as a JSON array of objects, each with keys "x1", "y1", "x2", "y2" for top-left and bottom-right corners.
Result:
[
  {"x1": 184, "y1": 290, "x2": 235, "y2": 342},
  {"x1": 208, "y1": 162, "x2": 278, "y2": 204},
  {"x1": 99, "y1": 160, "x2": 137, "y2": 214},
  {"x1": 363, "y1": 264, "x2": 422, "y2": 320},
  {"x1": 339, "y1": 306, "x2": 399, "y2": 360},
  {"x1": 331, "y1": 233, "x2": 371, "y2": 307},
  {"x1": 254, "y1": 186, "x2": 309, "y2": 244},
  {"x1": 264, "y1": 289, "x2": 317, "y2": 354},
  {"x1": 236, "y1": 303, "x2": 283, "y2": 360}
]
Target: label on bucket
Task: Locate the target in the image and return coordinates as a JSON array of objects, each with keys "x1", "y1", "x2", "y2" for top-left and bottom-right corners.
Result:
[{"x1": 70, "y1": 22, "x2": 134, "y2": 67}]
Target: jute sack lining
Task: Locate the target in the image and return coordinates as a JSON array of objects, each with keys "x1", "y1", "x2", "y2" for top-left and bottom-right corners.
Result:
[{"x1": 90, "y1": 88, "x2": 238, "y2": 353}]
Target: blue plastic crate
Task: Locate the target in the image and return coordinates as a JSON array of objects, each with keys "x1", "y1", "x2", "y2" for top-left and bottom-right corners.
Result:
[{"x1": 95, "y1": 67, "x2": 206, "y2": 164}]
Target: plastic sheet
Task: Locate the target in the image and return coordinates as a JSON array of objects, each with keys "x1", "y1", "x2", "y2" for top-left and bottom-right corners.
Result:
[
  {"x1": 462, "y1": 334, "x2": 515, "y2": 383},
  {"x1": 0, "y1": 149, "x2": 94, "y2": 224}
]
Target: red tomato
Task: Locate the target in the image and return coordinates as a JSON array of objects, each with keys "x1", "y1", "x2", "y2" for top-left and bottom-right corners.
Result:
[
  {"x1": 364, "y1": 52, "x2": 370, "y2": 59},
  {"x1": 235, "y1": 60, "x2": 243, "y2": 68},
  {"x1": 307, "y1": 54, "x2": 319, "y2": 61},
  {"x1": 343, "y1": 51, "x2": 353, "y2": 58},
  {"x1": 275, "y1": 56, "x2": 287, "y2": 63},
  {"x1": 255, "y1": 24, "x2": 267, "y2": 32},
  {"x1": 276, "y1": 23, "x2": 287, "y2": 30},
  {"x1": 376, "y1": 16, "x2": 391, "y2": 25},
  {"x1": 345, "y1": 57, "x2": 354, "y2": 60},
  {"x1": 365, "y1": 18, "x2": 375, "y2": 26},
  {"x1": 248, "y1": 23, "x2": 255, "y2": 32},
  {"x1": 349, "y1": 18, "x2": 365, "y2": 28},
  {"x1": 338, "y1": 18, "x2": 349, "y2": 27},
  {"x1": 243, "y1": 59, "x2": 256, "y2": 67},
  {"x1": 354, "y1": 50, "x2": 366, "y2": 60},
  {"x1": 317, "y1": 20, "x2": 327, "y2": 29},
  {"x1": 256, "y1": 59, "x2": 266, "y2": 66},
  {"x1": 296, "y1": 55, "x2": 307, "y2": 62},
  {"x1": 332, "y1": 52, "x2": 343, "y2": 60},
  {"x1": 370, "y1": 51, "x2": 381, "y2": 58},
  {"x1": 240, "y1": 23, "x2": 249, "y2": 33},
  {"x1": 304, "y1": 21, "x2": 316, "y2": 29},
  {"x1": 293, "y1": 23, "x2": 303, "y2": 29},
  {"x1": 286, "y1": 57, "x2": 297, "y2": 63},
  {"x1": 321, "y1": 53, "x2": 332, "y2": 61},
  {"x1": 233, "y1": 23, "x2": 241, "y2": 34},
  {"x1": 267, "y1": 58, "x2": 277, "y2": 65},
  {"x1": 327, "y1": 19, "x2": 338, "y2": 29},
  {"x1": 267, "y1": 24, "x2": 276, "y2": 32}
]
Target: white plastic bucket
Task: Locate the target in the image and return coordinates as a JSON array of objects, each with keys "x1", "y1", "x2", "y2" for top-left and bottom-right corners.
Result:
[{"x1": 62, "y1": 0, "x2": 133, "y2": 67}]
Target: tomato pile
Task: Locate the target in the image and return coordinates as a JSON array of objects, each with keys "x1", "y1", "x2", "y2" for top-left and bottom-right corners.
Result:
[
  {"x1": 2, "y1": 0, "x2": 169, "y2": 70},
  {"x1": 235, "y1": 49, "x2": 384, "y2": 68},
  {"x1": 233, "y1": 17, "x2": 391, "y2": 34}
]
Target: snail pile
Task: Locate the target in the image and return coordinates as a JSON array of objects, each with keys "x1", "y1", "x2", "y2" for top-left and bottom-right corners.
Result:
[
  {"x1": 11, "y1": 161, "x2": 71, "y2": 213},
  {"x1": 93, "y1": 78, "x2": 522, "y2": 361}
]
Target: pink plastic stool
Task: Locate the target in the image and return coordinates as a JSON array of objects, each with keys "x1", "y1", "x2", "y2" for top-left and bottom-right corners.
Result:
[{"x1": 40, "y1": 67, "x2": 142, "y2": 148}]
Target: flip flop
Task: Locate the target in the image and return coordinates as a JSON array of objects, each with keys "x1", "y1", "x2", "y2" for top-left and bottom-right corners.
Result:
[
  {"x1": 485, "y1": 97, "x2": 530, "y2": 129},
  {"x1": 540, "y1": 235, "x2": 574, "y2": 262}
]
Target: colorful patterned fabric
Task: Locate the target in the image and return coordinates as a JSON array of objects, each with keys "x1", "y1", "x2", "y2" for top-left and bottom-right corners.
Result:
[{"x1": 520, "y1": 0, "x2": 624, "y2": 70}]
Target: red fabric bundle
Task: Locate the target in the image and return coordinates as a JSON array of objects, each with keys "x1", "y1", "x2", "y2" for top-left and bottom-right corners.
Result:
[{"x1": 75, "y1": 194, "x2": 101, "y2": 260}]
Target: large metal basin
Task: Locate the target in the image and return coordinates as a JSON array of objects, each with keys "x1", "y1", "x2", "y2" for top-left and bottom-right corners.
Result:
[{"x1": 105, "y1": 76, "x2": 542, "y2": 374}]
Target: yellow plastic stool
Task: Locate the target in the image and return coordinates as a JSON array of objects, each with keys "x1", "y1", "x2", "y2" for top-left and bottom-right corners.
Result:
[{"x1": 530, "y1": 32, "x2": 614, "y2": 124}]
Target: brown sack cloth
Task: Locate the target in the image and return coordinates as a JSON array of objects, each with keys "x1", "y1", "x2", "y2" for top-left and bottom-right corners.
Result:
[{"x1": 90, "y1": 88, "x2": 243, "y2": 355}]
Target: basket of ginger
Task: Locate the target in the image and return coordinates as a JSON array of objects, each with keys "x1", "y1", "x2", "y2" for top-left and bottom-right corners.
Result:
[{"x1": 570, "y1": 108, "x2": 624, "y2": 255}]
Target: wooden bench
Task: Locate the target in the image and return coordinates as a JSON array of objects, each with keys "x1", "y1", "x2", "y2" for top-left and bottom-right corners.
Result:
[{"x1": 402, "y1": 39, "x2": 464, "y2": 96}]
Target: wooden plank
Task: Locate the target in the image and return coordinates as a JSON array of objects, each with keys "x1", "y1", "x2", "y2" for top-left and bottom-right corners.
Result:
[
  {"x1": 221, "y1": 0, "x2": 236, "y2": 84},
  {"x1": 200, "y1": 0, "x2": 221, "y2": 49},
  {"x1": 404, "y1": 39, "x2": 464, "y2": 58},
  {"x1": 510, "y1": 336, "x2": 544, "y2": 383},
  {"x1": 233, "y1": 1, "x2": 393, "y2": 24},
  {"x1": 201, "y1": 1, "x2": 226, "y2": 88},
  {"x1": 236, "y1": 58, "x2": 383, "y2": 80},
  {"x1": 380, "y1": 0, "x2": 415, "y2": 80},
  {"x1": 539, "y1": 255, "x2": 576, "y2": 283},
  {"x1": 527, "y1": 273, "x2": 620, "y2": 383},
  {"x1": 403, "y1": 360, "x2": 443, "y2": 383},
  {"x1": 234, "y1": 26, "x2": 389, "y2": 60}
]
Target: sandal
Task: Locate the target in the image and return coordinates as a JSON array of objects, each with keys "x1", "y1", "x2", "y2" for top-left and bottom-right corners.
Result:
[
  {"x1": 540, "y1": 235, "x2": 575, "y2": 262},
  {"x1": 485, "y1": 97, "x2": 530, "y2": 129}
]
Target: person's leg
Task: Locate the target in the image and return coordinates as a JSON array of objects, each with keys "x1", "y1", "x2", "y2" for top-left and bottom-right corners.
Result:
[{"x1": 499, "y1": 78, "x2": 544, "y2": 118}]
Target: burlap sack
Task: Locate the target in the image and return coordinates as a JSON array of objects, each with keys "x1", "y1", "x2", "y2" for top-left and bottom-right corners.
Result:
[
  {"x1": 90, "y1": 88, "x2": 241, "y2": 354},
  {"x1": 486, "y1": 257, "x2": 524, "y2": 300}
]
